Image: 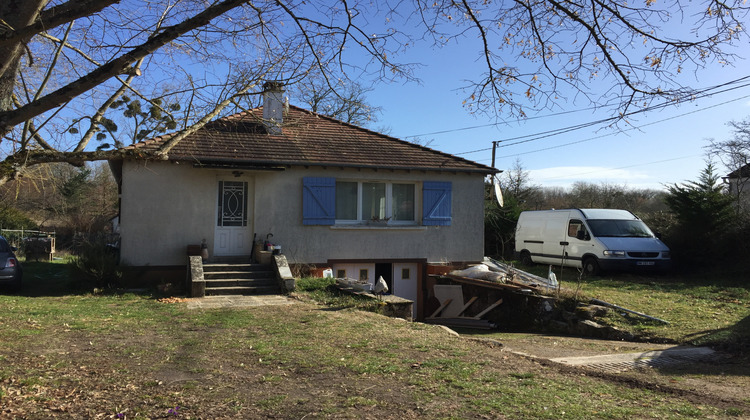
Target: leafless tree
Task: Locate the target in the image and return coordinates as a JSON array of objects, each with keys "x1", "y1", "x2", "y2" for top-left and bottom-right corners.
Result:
[
  {"x1": 0, "y1": 0, "x2": 747, "y2": 185},
  {"x1": 707, "y1": 117, "x2": 750, "y2": 212},
  {"x1": 289, "y1": 75, "x2": 382, "y2": 127}
]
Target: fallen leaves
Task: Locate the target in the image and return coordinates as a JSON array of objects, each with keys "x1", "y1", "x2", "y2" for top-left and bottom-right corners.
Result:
[{"x1": 157, "y1": 297, "x2": 188, "y2": 304}]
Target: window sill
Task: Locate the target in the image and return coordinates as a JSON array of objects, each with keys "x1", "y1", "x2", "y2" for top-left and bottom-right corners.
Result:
[{"x1": 330, "y1": 224, "x2": 427, "y2": 231}]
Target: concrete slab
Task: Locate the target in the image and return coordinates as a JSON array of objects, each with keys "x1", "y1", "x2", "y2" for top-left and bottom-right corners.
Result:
[
  {"x1": 187, "y1": 295, "x2": 296, "y2": 310},
  {"x1": 549, "y1": 346, "x2": 719, "y2": 372}
]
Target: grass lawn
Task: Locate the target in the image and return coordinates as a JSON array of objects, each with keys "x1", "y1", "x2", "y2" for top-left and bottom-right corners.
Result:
[
  {"x1": 0, "y1": 261, "x2": 748, "y2": 418},
  {"x1": 511, "y1": 264, "x2": 750, "y2": 348}
]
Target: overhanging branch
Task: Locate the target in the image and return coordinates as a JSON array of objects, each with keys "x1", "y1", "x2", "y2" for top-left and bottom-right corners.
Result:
[
  {"x1": 0, "y1": 0, "x2": 250, "y2": 136},
  {"x1": 0, "y1": 0, "x2": 120, "y2": 48}
]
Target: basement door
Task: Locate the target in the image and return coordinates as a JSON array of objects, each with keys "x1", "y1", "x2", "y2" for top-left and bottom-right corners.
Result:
[
  {"x1": 392, "y1": 263, "x2": 419, "y2": 318},
  {"x1": 214, "y1": 179, "x2": 253, "y2": 256}
]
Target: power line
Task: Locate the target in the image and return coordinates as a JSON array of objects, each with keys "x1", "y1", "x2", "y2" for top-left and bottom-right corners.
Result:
[
  {"x1": 447, "y1": 75, "x2": 750, "y2": 156},
  {"x1": 495, "y1": 81, "x2": 750, "y2": 150},
  {"x1": 494, "y1": 93, "x2": 750, "y2": 160},
  {"x1": 403, "y1": 106, "x2": 603, "y2": 138}
]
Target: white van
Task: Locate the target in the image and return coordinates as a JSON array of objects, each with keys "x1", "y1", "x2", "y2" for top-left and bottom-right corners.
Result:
[{"x1": 514, "y1": 209, "x2": 671, "y2": 275}]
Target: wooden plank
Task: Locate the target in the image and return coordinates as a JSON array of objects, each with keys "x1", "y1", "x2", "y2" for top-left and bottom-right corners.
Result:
[
  {"x1": 447, "y1": 275, "x2": 528, "y2": 291},
  {"x1": 472, "y1": 298, "x2": 504, "y2": 319},
  {"x1": 433, "y1": 285, "x2": 465, "y2": 317},
  {"x1": 429, "y1": 298, "x2": 452, "y2": 318},
  {"x1": 457, "y1": 296, "x2": 478, "y2": 317}
]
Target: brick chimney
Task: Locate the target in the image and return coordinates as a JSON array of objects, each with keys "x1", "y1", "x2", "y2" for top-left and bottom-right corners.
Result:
[{"x1": 262, "y1": 81, "x2": 285, "y2": 134}]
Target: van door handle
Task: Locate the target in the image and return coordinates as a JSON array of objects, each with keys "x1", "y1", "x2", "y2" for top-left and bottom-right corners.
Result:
[{"x1": 560, "y1": 241, "x2": 569, "y2": 246}]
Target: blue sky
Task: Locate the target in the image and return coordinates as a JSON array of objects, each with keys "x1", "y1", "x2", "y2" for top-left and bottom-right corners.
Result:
[
  {"x1": 40, "y1": 2, "x2": 746, "y2": 194},
  {"x1": 357, "y1": 37, "x2": 750, "y2": 192}
]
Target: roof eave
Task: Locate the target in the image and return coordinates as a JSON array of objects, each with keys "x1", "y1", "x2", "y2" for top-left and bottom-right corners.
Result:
[{"x1": 172, "y1": 156, "x2": 499, "y2": 175}]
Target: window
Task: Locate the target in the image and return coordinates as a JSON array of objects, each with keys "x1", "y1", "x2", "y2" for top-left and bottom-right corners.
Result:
[
  {"x1": 335, "y1": 181, "x2": 357, "y2": 220},
  {"x1": 568, "y1": 219, "x2": 589, "y2": 240},
  {"x1": 392, "y1": 184, "x2": 415, "y2": 221},
  {"x1": 587, "y1": 219, "x2": 654, "y2": 238},
  {"x1": 335, "y1": 181, "x2": 416, "y2": 223},
  {"x1": 303, "y1": 177, "x2": 451, "y2": 226},
  {"x1": 359, "y1": 269, "x2": 369, "y2": 281},
  {"x1": 362, "y1": 182, "x2": 386, "y2": 220},
  {"x1": 336, "y1": 269, "x2": 346, "y2": 278},
  {"x1": 217, "y1": 181, "x2": 248, "y2": 227},
  {"x1": 401, "y1": 268, "x2": 411, "y2": 280}
]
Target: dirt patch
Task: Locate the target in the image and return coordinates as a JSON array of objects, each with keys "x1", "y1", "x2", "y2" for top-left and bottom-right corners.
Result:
[{"x1": 487, "y1": 333, "x2": 676, "y2": 359}]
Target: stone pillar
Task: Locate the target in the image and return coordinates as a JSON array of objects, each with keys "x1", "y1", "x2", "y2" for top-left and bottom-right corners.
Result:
[{"x1": 188, "y1": 256, "x2": 205, "y2": 297}]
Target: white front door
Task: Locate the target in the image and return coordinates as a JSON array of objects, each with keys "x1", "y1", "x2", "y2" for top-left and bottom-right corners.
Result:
[{"x1": 214, "y1": 179, "x2": 252, "y2": 256}]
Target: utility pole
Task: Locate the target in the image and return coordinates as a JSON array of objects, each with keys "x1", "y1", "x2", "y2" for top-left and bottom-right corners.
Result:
[{"x1": 491, "y1": 140, "x2": 500, "y2": 169}]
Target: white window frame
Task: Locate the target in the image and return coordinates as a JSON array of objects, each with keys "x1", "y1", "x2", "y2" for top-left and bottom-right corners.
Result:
[{"x1": 335, "y1": 180, "x2": 418, "y2": 225}]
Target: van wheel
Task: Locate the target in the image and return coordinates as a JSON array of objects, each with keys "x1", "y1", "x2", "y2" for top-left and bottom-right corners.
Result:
[
  {"x1": 520, "y1": 251, "x2": 533, "y2": 266},
  {"x1": 583, "y1": 257, "x2": 600, "y2": 276}
]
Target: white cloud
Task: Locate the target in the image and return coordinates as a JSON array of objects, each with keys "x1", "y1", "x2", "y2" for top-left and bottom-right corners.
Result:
[
  {"x1": 531, "y1": 166, "x2": 648, "y2": 181},
  {"x1": 527, "y1": 166, "x2": 658, "y2": 189}
]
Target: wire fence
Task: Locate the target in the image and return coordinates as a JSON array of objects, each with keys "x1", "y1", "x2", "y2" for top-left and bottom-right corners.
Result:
[
  {"x1": 0, "y1": 229, "x2": 57, "y2": 260},
  {"x1": 0, "y1": 228, "x2": 55, "y2": 246}
]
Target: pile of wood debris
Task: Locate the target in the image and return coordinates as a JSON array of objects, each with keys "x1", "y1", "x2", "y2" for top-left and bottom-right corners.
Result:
[
  {"x1": 445, "y1": 257, "x2": 558, "y2": 295},
  {"x1": 425, "y1": 258, "x2": 559, "y2": 329}
]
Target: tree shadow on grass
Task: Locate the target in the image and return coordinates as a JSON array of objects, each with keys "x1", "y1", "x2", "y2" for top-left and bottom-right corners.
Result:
[
  {"x1": 646, "y1": 313, "x2": 750, "y2": 380},
  {"x1": 684, "y1": 313, "x2": 750, "y2": 355},
  {"x1": 1, "y1": 260, "x2": 108, "y2": 297}
]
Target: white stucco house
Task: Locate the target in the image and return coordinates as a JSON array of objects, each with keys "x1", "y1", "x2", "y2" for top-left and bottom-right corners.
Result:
[
  {"x1": 108, "y1": 83, "x2": 498, "y2": 310},
  {"x1": 724, "y1": 163, "x2": 750, "y2": 209}
]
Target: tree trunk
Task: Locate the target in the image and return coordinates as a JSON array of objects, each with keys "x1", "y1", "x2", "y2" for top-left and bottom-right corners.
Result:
[{"x1": 0, "y1": 0, "x2": 48, "y2": 112}]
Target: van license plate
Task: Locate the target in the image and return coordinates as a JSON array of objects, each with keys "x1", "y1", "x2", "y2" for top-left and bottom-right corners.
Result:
[{"x1": 637, "y1": 261, "x2": 655, "y2": 266}]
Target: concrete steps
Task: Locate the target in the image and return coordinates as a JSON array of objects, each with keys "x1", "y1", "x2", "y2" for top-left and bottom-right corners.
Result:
[{"x1": 203, "y1": 261, "x2": 279, "y2": 296}]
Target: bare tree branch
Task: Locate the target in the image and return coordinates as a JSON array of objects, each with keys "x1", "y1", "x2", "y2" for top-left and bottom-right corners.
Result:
[
  {"x1": 0, "y1": 0, "x2": 747, "y2": 186},
  {"x1": 0, "y1": 0, "x2": 251, "y2": 136},
  {"x1": 0, "y1": 0, "x2": 119, "y2": 48}
]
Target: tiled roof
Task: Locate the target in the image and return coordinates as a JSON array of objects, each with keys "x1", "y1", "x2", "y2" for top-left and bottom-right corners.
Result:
[
  {"x1": 726, "y1": 163, "x2": 750, "y2": 179},
  {"x1": 124, "y1": 105, "x2": 497, "y2": 174}
]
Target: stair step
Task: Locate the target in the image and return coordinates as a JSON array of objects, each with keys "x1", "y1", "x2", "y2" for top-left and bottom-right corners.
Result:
[
  {"x1": 205, "y1": 278, "x2": 277, "y2": 287},
  {"x1": 205, "y1": 285, "x2": 281, "y2": 295},
  {"x1": 209, "y1": 255, "x2": 253, "y2": 264},
  {"x1": 201, "y1": 261, "x2": 280, "y2": 296},
  {"x1": 203, "y1": 263, "x2": 271, "y2": 272},
  {"x1": 203, "y1": 271, "x2": 274, "y2": 280}
]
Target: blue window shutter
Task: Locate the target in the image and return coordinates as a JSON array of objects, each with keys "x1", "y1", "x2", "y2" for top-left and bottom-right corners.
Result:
[
  {"x1": 303, "y1": 177, "x2": 335, "y2": 225},
  {"x1": 423, "y1": 181, "x2": 452, "y2": 226}
]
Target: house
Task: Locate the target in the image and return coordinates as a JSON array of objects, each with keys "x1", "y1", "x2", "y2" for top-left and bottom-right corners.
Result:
[
  {"x1": 724, "y1": 163, "x2": 750, "y2": 208},
  {"x1": 108, "y1": 82, "x2": 498, "y2": 315}
]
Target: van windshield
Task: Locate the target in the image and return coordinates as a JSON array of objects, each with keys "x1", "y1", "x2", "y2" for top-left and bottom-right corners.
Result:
[{"x1": 587, "y1": 219, "x2": 654, "y2": 238}]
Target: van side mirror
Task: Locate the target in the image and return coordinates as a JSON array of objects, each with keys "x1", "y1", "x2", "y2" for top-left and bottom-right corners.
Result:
[{"x1": 654, "y1": 231, "x2": 662, "y2": 239}]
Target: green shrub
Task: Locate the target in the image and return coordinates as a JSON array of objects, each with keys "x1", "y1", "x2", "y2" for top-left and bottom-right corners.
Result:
[
  {"x1": 0, "y1": 206, "x2": 36, "y2": 230},
  {"x1": 69, "y1": 235, "x2": 122, "y2": 289},
  {"x1": 295, "y1": 277, "x2": 335, "y2": 291}
]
